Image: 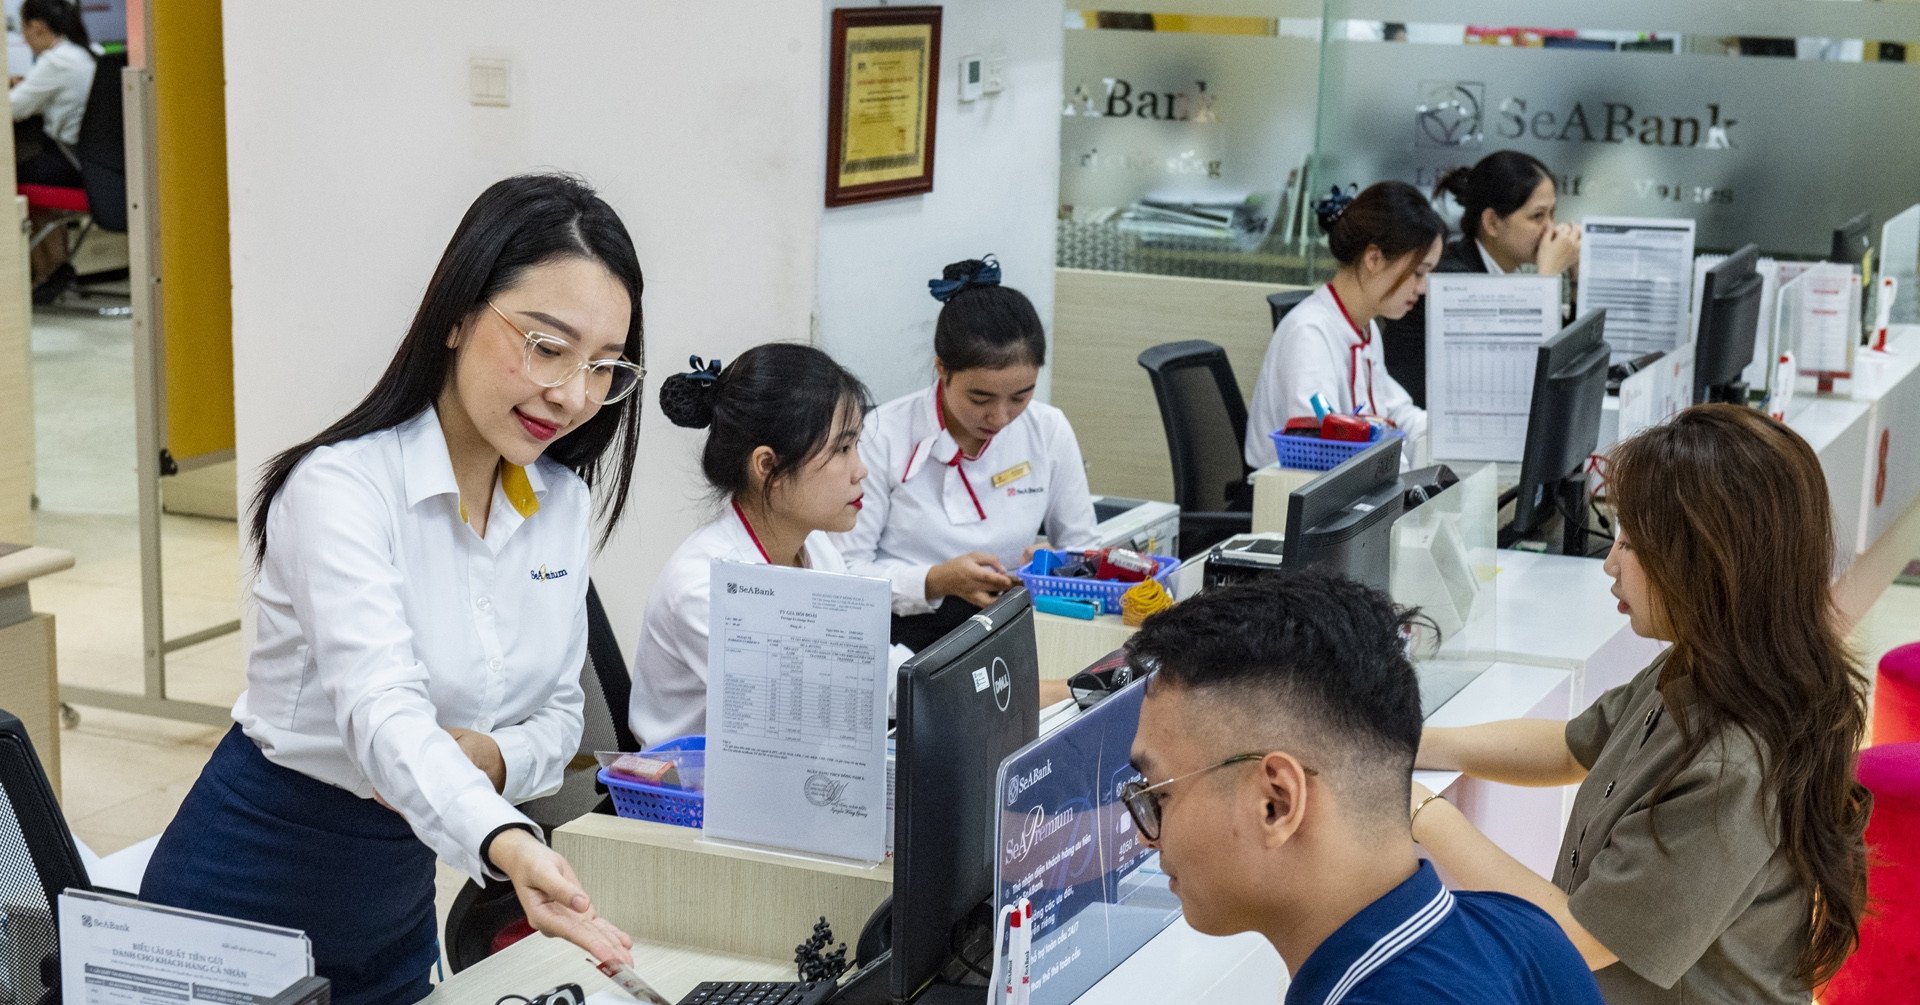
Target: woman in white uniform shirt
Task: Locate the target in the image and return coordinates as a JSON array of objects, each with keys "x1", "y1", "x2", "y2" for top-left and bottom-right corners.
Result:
[
  {"x1": 629, "y1": 344, "x2": 874, "y2": 748},
  {"x1": 1244, "y1": 183, "x2": 1445, "y2": 469},
  {"x1": 9, "y1": 0, "x2": 96, "y2": 187},
  {"x1": 833, "y1": 256, "x2": 1098, "y2": 651},
  {"x1": 141, "y1": 175, "x2": 643, "y2": 1003}
]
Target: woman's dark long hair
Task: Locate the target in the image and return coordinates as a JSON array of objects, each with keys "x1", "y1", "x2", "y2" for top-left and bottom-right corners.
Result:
[
  {"x1": 1433, "y1": 150, "x2": 1553, "y2": 241},
  {"x1": 248, "y1": 173, "x2": 645, "y2": 564},
  {"x1": 20, "y1": 0, "x2": 94, "y2": 53},
  {"x1": 1609, "y1": 404, "x2": 1870, "y2": 987}
]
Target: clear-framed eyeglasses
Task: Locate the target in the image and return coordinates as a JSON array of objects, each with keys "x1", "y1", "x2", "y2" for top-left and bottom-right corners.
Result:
[
  {"x1": 487, "y1": 301, "x2": 644, "y2": 405},
  {"x1": 1119, "y1": 752, "x2": 1315, "y2": 842}
]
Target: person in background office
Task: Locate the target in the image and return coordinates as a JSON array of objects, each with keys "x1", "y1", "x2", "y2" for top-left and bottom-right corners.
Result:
[
  {"x1": 1380, "y1": 151, "x2": 1579, "y2": 405},
  {"x1": 1244, "y1": 183, "x2": 1441, "y2": 470},
  {"x1": 1123, "y1": 574, "x2": 1602, "y2": 1004},
  {"x1": 140, "y1": 174, "x2": 645, "y2": 1004},
  {"x1": 630, "y1": 344, "x2": 878, "y2": 747},
  {"x1": 1413, "y1": 405, "x2": 1871, "y2": 1003},
  {"x1": 9, "y1": 0, "x2": 97, "y2": 296},
  {"x1": 832, "y1": 256, "x2": 1097, "y2": 652}
]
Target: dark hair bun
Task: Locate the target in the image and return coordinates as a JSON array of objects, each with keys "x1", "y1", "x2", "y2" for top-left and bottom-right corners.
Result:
[
  {"x1": 943, "y1": 258, "x2": 991, "y2": 283},
  {"x1": 658, "y1": 372, "x2": 717, "y2": 429},
  {"x1": 1432, "y1": 165, "x2": 1473, "y2": 202}
]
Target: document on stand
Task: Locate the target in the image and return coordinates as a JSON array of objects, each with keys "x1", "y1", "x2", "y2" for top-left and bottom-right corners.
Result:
[
  {"x1": 703, "y1": 560, "x2": 892, "y2": 863},
  {"x1": 1780, "y1": 264, "x2": 1858, "y2": 381},
  {"x1": 1424, "y1": 275, "x2": 1563, "y2": 462},
  {"x1": 1577, "y1": 217, "x2": 1696, "y2": 363},
  {"x1": 57, "y1": 889, "x2": 312, "y2": 1004}
]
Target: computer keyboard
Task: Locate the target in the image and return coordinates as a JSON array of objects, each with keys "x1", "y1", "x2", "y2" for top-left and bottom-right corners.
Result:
[{"x1": 674, "y1": 980, "x2": 834, "y2": 1005}]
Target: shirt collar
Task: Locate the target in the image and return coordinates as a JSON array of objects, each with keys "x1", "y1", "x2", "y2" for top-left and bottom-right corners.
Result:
[
  {"x1": 398, "y1": 407, "x2": 546, "y2": 519},
  {"x1": 1475, "y1": 240, "x2": 1509, "y2": 275},
  {"x1": 1286, "y1": 861, "x2": 1455, "y2": 1005}
]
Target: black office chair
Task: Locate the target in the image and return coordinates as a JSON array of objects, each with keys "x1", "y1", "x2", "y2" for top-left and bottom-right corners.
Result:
[
  {"x1": 1265, "y1": 288, "x2": 1312, "y2": 332},
  {"x1": 0, "y1": 709, "x2": 91, "y2": 1005},
  {"x1": 1137, "y1": 341, "x2": 1255, "y2": 558},
  {"x1": 444, "y1": 580, "x2": 637, "y2": 973}
]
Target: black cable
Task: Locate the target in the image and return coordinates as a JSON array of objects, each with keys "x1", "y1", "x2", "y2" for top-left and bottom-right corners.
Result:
[{"x1": 949, "y1": 921, "x2": 994, "y2": 980}]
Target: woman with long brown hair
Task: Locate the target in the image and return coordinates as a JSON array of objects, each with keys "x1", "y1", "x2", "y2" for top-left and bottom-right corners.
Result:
[{"x1": 1409, "y1": 404, "x2": 1870, "y2": 1002}]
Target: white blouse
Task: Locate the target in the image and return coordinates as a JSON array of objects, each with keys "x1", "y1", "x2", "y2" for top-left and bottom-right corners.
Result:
[
  {"x1": 830, "y1": 382, "x2": 1098, "y2": 616},
  {"x1": 627, "y1": 504, "x2": 849, "y2": 749},
  {"x1": 235, "y1": 407, "x2": 591, "y2": 882},
  {"x1": 1244, "y1": 284, "x2": 1427, "y2": 469}
]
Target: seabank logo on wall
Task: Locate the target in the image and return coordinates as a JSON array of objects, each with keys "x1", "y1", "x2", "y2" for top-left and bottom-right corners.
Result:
[{"x1": 1417, "y1": 80, "x2": 1738, "y2": 151}]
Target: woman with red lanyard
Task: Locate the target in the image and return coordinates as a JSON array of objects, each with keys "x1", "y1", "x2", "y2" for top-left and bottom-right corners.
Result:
[
  {"x1": 627, "y1": 344, "x2": 882, "y2": 748},
  {"x1": 1244, "y1": 182, "x2": 1444, "y2": 469}
]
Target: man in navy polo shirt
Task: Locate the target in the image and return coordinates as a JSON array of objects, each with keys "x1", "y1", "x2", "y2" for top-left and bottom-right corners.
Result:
[{"x1": 1123, "y1": 573, "x2": 1600, "y2": 1004}]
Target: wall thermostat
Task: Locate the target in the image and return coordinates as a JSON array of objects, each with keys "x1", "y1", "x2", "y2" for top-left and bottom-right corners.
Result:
[{"x1": 958, "y1": 54, "x2": 984, "y2": 101}]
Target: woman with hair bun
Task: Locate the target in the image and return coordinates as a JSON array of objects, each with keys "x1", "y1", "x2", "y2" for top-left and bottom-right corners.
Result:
[
  {"x1": 1381, "y1": 151, "x2": 1577, "y2": 404},
  {"x1": 1244, "y1": 182, "x2": 1444, "y2": 468},
  {"x1": 628, "y1": 343, "x2": 879, "y2": 747},
  {"x1": 831, "y1": 256, "x2": 1098, "y2": 652}
]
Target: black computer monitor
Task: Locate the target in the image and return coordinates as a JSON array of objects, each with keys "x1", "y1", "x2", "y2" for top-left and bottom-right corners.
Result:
[
  {"x1": 864, "y1": 588, "x2": 1041, "y2": 1003},
  {"x1": 1831, "y1": 213, "x2": 1874, "y2": 338},
  {"x1": 1832, "y1": 212, "x2": 1872, "y2": 268},
  {"x1": 1501, "y1": 311, "x2": 1611, "y2": 555},
  {"x1": 1282, "y1": 436, "x2": 1406, "y2": 594},
  {"x1": 1692, "y1": 244, "x2": 1765, "y2": 404}
]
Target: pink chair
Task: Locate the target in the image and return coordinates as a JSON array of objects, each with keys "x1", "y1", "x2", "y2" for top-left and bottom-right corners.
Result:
[
  {"x1": 1820, "y1": 742, "x2": 1920, "y2": 1002},
  {"x1": 1873, "y1": 642, "x2": 1920, "y2": 746}
]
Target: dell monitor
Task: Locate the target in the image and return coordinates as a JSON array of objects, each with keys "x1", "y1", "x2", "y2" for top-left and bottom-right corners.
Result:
[
  {"x1": 1692, "y1": 244, "x2": 1765, "y2": 405},
  {"x1": 1282, "y1": 436, "x2": 1406, "y2": 594},
  {"x1": 842, "y1": 588, "x2": 1040, "y2": 1004},
  {"x1": 1501, "y1": 311, "x2": 1611, "y2": 555}
]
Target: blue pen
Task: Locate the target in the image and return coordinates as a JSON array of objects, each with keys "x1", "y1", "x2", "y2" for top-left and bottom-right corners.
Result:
[{"x1": 1308, "y1": 393, "x2": 1332, "y2": 421}]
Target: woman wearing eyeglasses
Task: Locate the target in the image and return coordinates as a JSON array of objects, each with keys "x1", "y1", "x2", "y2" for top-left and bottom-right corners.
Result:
[{"x1": 140, "y1": 174, "x2": 646, "y2": 1004}]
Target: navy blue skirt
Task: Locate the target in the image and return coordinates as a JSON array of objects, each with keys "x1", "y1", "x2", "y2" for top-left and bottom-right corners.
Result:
[{"x1": 141, "y1": 726, "x2": 438, "y2": 1004}]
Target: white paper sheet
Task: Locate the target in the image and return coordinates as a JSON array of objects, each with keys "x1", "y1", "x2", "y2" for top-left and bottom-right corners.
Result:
[
  {"x1": 56, "y1": 889, "x2": 312, "y2": 1004},
  {"x1": 702, "y1": 561, "x2": 892, "y2": 863},
  {"x1": 1424, "y1": 275, "x2": 1563, "y2": 463},
  {"x1": 1577, "y1": 217, "x2": 1696, "y2": 363}
]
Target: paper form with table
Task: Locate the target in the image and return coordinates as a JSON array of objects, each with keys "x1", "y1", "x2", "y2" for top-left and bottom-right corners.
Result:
[
  {"x1": 1577, "y1": 217, "x2": 1696, "y2": 364},
  {"x1": 702, "y1": 561, "x2": 893, "y2": 864},
  {"x1": 1424, "y1": 275, "x2": 1564, "y2": 462}
]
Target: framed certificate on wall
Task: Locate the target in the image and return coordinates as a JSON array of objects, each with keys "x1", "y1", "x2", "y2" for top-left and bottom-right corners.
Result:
[{"x1": 826, "y1": 6, "x2": 941, "y2": 207}]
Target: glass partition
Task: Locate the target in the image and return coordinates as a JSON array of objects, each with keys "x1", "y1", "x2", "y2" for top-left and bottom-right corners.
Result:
[{"x1": 1061, "y1": 3, "x2": 1920, "y2": 282}]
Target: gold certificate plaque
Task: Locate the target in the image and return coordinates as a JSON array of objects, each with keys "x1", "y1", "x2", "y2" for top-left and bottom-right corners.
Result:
[{"x1": 827, "y1": 7, "x2": 941, "y2": 206}]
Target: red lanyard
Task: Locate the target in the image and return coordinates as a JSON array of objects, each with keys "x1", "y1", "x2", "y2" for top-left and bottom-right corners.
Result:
[
  {"x1": 1326, "y1": 284, "x2": 1379, "y2": 417},
  {"x1": 731, "y1": 498, "x2": 772, "y2": 563}
]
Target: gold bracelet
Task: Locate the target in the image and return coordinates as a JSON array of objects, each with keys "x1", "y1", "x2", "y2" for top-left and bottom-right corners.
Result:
[{"x1": 1410, "y1": 792, "x2": 1446, "y2": 834}]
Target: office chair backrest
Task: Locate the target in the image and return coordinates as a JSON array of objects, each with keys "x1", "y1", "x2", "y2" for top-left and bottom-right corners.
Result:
[
  {"x1": 74, "y1": 51, "x2": 127, "y2": 233},
  {"x1": 583, "y1": 581, "x2": 638, "y2": 754},
  {"x1": 0, "y1": 709, "x2": 89, "y2": 1005},
  {"x1": 1137, "y1": 340, "x2": 1252, "y2": 513},
  {"x1": 1266, "y1": 288, "x2": 1313, "y2": 332}
]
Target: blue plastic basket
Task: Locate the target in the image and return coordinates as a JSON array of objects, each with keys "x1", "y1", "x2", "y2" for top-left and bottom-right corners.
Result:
[
  {"x1": 599, "y1": 735, "x2": 705, "y2": 828},
  {"x1": 1017, "y1": 550, "x2": 1181, "y2": 616},
  {"x1": 1269, "y1": 426, "x2": 1404, "y2": 472}
]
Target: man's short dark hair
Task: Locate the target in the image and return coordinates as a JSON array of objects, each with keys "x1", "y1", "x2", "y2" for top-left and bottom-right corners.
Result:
[{"x1": 1125, "y1": 571, "x2": 1423, "y2": 813}]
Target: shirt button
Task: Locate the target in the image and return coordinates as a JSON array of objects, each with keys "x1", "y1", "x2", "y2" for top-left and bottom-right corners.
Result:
[
  {"x1": 1569, "y1": 848, "x2": 1580, "y2": 870},
  {"x1": 487, "y1": 657, "x2": 503, "y2": 672},
  {"x1": 1604, "y1": 780, "x2": 1615, "y2": 798},
  {"x1": 476, "y1": 596, "x2": 492, "y2": 612}
]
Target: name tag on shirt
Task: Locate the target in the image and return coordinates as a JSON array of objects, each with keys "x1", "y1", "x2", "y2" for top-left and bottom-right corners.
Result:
[{"x1": 991, "y1": 461, "x2": 1032, "y2": 489}]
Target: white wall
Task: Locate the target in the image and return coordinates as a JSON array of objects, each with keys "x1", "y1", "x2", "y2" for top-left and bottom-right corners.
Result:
[
  {"x1": 813, "y1": 1, "x2": 1064, "y2": 405},
  {"x1": 224, "y1": 3, "x2": 826, "y2": 642}
]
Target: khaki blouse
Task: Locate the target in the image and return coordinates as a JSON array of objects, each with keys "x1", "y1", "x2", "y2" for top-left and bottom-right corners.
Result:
[{"x1": 1554, "y1": 656, "x2": 1810, "y2": 1003}]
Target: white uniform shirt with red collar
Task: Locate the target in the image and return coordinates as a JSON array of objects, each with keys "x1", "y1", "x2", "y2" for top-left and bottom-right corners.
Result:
[
  {"x1": 1244, "y1": 283, "x2": 1428, "y2": 469},
  {"x1": 627, "y1": 502, "x2": 851, "y2": 748},
  {"x1": 831, "y1": 382, "x2": 1099, "y2": 616}
]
